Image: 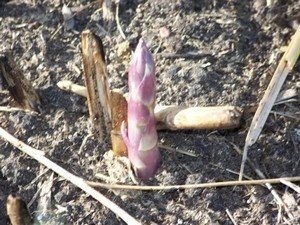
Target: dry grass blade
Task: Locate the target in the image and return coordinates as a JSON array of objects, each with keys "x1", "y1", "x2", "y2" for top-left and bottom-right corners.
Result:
[
  {"x1": 225, "y1": 209, "x2": 238, "y2": 225},
  {"x1": 115, "y1": 2, "x2": 126, "y2": 40},
  {"x1": 239, "y1": 26, "x2": 300, "y2": 180},
  {"x1": 280, "y1": 179, "x2": 300, "y2": 193},
  {"x1": 86, "y1": 176, "x2": 300, "y2": 191},
  {"x1": 0, "y1": 127, "x2": 141, "y2": 225}
]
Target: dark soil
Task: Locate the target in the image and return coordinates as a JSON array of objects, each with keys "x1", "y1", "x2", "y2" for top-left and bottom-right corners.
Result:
[{"x1": 0, "y1": 0, "x2": 299, "y2": 224}]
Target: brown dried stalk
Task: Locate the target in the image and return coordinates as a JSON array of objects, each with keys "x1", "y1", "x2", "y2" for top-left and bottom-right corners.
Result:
[
  {"x1": 6, "y1": 194, "x2": 33, "y2": 225},
  {"x1": 110, "y1": 89, "x2": 127, "y2": 156},
  {"x1": 0, "y1": 52, "x2": 41, "y2": 112},
  {"x1": 81, "y1": 30, "x2": 111, "y2": 140}
]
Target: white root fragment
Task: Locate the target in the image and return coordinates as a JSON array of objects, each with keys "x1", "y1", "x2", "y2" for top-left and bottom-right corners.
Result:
[{"x1": 57, "y1": 80, "x2": 87, "y2": 97}]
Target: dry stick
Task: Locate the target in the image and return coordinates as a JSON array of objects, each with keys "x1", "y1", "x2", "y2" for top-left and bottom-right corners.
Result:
[
  {"x1": 274, "y1": 88, "x2": 298, "y2": 105},
  {"x1": 155, "y1": 51, "x2": 211, "y2": 59},
  {"x1": 239, "y1": 26, "x2": 300, "y2": 181},
  {"x1": 86, "y1": 176, "x2": 300, "y2": 191},
  {"x1": 56, "y1": 81, "x2": 87, "y2": 97},
  {"x1": 56, "y1": 80, "x2": 294, "y2": 106},
  {"x1": 0, "y1": 127, "x2": 141, "y2": 225}
]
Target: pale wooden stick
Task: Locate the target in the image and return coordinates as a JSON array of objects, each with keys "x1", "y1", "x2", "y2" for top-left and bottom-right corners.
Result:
[
  {"x1": 56, "y1": 80, "x2": 297, "y2": 106},
  {"x1": 0, "y1": 127, "x2": 141, "y2": 225},
  {"x1": 57, "y1": 80, "x2": 87, "y2": 96},
  {"x1": 239, "y1": 26, "x2": 300, "y2": 180},
  {"x1": 86, "y1": 176, "x2": 300, "y2": 191},
  {"x1": 155, "y1": 105, "x2": 242, "y2": 130}
]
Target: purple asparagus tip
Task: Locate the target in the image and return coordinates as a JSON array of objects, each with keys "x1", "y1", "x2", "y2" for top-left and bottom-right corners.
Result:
[{"x1": 121, "y1": 38, "x2": 161, "y2": 181}]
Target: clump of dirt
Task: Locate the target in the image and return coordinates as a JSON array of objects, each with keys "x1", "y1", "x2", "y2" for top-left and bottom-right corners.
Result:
[{"x1": 0, "y1": 0, "x2": 299, "y2": 224}]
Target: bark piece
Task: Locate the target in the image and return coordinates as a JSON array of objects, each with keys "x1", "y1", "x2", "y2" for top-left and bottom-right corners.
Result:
[
  {"x1": 111, "y1": 90, "x2": 128, "y2": 156},
  {"x1": 6, "y1": 194, "x2": 33, "y2": 225},
  {"x1": 0, "y1": 52, "x2": 41, "y2": 112},
  {"x1": 81, "y1": 30, "x2": 111, "y2": 140},
  {"x1": 155, "y1": 105, "x2": 242, "y2": 130}
]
